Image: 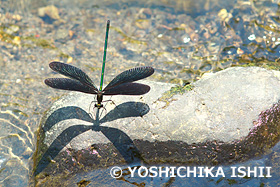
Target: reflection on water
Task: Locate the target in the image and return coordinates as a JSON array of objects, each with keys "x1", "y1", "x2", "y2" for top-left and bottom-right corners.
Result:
[{"x1": 0, "y1": 0, "x2": 280, "y2": 186}]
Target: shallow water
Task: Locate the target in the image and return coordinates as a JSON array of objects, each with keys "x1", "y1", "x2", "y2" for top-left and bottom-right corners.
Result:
[{"x1": 0, "y1": 0, "x2": 280, "y2": 186}]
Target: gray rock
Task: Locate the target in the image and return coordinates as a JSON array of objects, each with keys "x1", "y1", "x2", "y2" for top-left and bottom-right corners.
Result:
[
  {"x1": 157, "y1": 66, "x2": 280, "y2": 143},
  {"x1": 54, "y1": 28, "x2": 69, "y2": 43},
  {"x1": 33, "y1": 67, "x2": 280, "y2": 185}
]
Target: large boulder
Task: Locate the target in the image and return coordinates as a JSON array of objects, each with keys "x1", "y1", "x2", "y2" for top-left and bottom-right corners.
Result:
[{"x1": 32, "y1": 67, "x2": 280, "y2": 185}]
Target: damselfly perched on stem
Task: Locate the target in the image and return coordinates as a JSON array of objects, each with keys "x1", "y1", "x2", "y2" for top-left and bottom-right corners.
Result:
[{"x1": 45, "y1": 20, "x2": 154, "y2": 115}]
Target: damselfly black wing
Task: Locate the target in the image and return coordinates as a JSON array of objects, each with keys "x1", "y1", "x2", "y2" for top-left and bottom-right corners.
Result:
[
  {"x1": 103, "y1": 66, "x2": 154, "y2": 91},
  {"x1": 49, "y1": 61, "x2": 98, "y2": 91},
  {"x1": 103, "y1": 82, "x2": 150, "y2": 95},
  {"x1": 45, "y1": 78, "x2": 98, "y2": 94}
]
